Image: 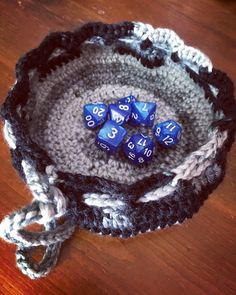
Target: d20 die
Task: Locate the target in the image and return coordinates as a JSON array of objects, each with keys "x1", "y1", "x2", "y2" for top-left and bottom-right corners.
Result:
[
  {"x1": 96, "y1": 120, "x2": 127, "y2": 154},
  {"x1": 108, "y1": 103, "x2": 131, "y2": 125},
  {"x1": 117, "y1": 95, "x2": 137, "y2": 105},
  {"x1": 129, "y1": 101, "x2": 156, "y2": 127},
  {"x1": 124, "y1": 133, "x2": 154, "y2": 165},
  {"x1": 83, "y1": 103, "x2": 107, "y2": 129},
  {"x1": 153, "y1": 120, "x2": 182, "y2": 147}
]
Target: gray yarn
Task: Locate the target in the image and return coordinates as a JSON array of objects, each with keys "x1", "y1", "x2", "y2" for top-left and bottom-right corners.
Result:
[{"x1": 24, "y1": 44, "x2": 214, "y2": 185}]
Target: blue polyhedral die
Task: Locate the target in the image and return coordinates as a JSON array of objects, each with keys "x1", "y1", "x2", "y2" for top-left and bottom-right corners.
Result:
[
  {"x1": 129, "y1": 101, "x2": 156, "y2": 127},
  {"x1": 153, "y1": 120, "x2": 182, "y2": 147},
  {"x1": 117, "y1": 95, "x2": 137, "y2": 105},
  {"x1": 124, "y1": 133, "x2": 154, "y2": 165},
  {"x1": 108, "y1": 103, "x2": 131, "y2": 125},
  {"x1": 83, "y1": 103, "x2": 107, "y2": 129},
  {"x1": 96, "y1": 120, "x2": 127, "y2": 154}
]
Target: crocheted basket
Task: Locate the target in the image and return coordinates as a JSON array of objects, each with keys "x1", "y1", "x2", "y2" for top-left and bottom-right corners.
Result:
[{"x1": 0, "y1": 21, "x2": 235, "y2": 279}]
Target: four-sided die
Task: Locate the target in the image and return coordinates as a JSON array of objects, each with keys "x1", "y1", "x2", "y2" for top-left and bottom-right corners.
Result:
[
  {"x1": 129, "y1": 101, "x2": 156, "y2": 127},
  {"x1": 108, "y1": 103, "x2": 131, "y2": 125}
]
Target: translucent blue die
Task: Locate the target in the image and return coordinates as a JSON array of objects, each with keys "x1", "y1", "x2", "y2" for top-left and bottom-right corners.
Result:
[
  {"x1": 108, "y1": 103, "x2": 131, "y2": 125},
  {"x1": 96, "y1": 120, "x2": 127, "y2": 154},
  {"x1": 83, "y1": 103, "x2": 107, "y2": 129},
  {"x1": 124, "y1": 133, "x2": 154, "y2": 165},
  {"x1": 129, "y1": 101, "x2": 156, "y2": 127},
  {"x1": 117, "y1": 95, "x2": 137, "y2": 105},
  {"x1": 153, "y1": 120, "x2": 182, "y2": 147}
]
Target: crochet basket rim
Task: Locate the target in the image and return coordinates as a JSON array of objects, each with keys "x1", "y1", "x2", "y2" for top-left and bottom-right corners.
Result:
[
  {"x1": 1, "y1": 21, "x2": 235, "y2": 200},
  {"x1": 0, "y1": 21, "x2": 235, "y2": 280}
]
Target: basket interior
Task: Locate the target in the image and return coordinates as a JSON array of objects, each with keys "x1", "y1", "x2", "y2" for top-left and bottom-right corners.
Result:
[{"x1": 23, "y1": 43, "x2": 215, "y2": 185}]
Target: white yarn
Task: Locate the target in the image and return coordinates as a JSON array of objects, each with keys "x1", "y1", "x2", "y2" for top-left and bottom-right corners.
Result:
[
  {"x1": 22, "y1": 161, "x2": 67, "y2": 223},
  {"x1": 83, "y1": 193, "x2": 125, "y2": 208},
  {"x1": 138, "y1": 183, "x2": 176, "y2": 203},
  {"x1": 22, "y1": 160, "x2": 49, "y2": 203},
  {"x1": 170, "y1": 130, "x2": 227, "y2": 186},
  {"x1": 3, "y1": 120, "x2": 16, "y2": 149},
  {"x1": 132, "y1": 22, "x2": 212, "y2": 72}
]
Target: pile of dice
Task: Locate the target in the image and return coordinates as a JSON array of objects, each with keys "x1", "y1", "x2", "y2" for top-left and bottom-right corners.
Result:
[{"x1": 83, "y1": 95, "x2": 182, "y2": 165}]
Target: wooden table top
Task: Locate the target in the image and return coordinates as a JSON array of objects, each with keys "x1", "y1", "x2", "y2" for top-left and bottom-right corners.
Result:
[{"x1": 0, "y1": 1, "x2": 235, "y2": 294}]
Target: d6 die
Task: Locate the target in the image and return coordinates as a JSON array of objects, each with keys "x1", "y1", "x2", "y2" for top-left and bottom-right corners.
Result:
[
  {"x1": 84, "y1": 103, "x2": 107, "y2": 129},
  {"x1": 108, "y1": 103, "x2": 131, "y2": 125},
  {"x1": 129, "y1": 101, "x2": 156, "y2": 127},
  {"x1": 96, "y1": 120, "x2": 127, "y2": 154},
  {"x1": 117, "y1": 95, "x2": 137, "y2": 105},
  {"x1": 124, "y1": 133, "x2": 154, "y2": 165},
  {"x1": 153, "y1": 120, "x2": 182, "y2": 147}
]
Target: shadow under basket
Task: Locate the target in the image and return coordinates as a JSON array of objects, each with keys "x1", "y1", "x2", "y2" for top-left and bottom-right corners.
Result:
[{"x1": 0, "y1": 21, "x2": 235, "y2": 279}]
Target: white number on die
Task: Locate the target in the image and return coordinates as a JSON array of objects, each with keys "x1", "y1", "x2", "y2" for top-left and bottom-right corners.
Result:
[
  {"x1": 144, "y1": 148, "x2": 152, "y2": 157},
  {"x1": 98, "y1": 142, "x2": 110, "y2": 151},
  {"x1": 155, "y1": 127, "x2": 161, "y2": 136},
  {"x1": 128, "y1": 152, "x2": 136, "y2": 160},
  {"x1": 138, "y1": 157, "x2": 144, "y2": 163},
  {"x1": 107, "y1": 127, "x2": 118, "y2": 139},
  {"x1": 150, "y1": 113, "x2": 155, "y2": 121},
  {"x1": 137, "y1": 138, "x2": 147, "y2": 146},
  {"x1": 162, "y1": 135, "x2": 174, "y2": 145},
  {"x1": 166, "y1": 122, "x2": 176, "y2": 131},
  {"x1": 132, "y1": 113, "x2": 138, "y2": 119},
  {"x1": 142, "y1": 103, "x2": 148, "y2": 112},
  {"x1": 119, "y1": 104, "x2": 129, "y2": 111},
  {"x1": 113, "y1": 111, "x2": 123, "y2": 124},
  {"x1": 85, "y1": 115, "x2": 95, "y2": 127},
  {"x1": 93, "y1": 106, "x2": 105, "y2": 117},
  {"x1": 128, "y1": 142, "x2": 134, "y2": 149}
]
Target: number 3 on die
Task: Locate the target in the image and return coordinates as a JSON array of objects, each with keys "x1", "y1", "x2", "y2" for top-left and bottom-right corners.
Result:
[
  {"x1": 107, "y1": 127, "x2": 118, "y2": 139},
  {"x1": 96, "y1": 120, "x2": 127, "y2": 154}
]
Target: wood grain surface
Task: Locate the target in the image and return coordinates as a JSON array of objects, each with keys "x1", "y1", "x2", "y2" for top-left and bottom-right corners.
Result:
[{"x1": 0, "y1": 1, "x2": 235, "y2": 294}]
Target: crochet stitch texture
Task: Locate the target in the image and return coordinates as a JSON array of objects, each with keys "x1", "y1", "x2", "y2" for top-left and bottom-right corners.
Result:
[{"x1": 0, "y1": 21, "x2": 235, "y2": 279}]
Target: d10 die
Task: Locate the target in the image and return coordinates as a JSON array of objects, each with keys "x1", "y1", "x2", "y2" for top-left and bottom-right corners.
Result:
[
  {"x1": 117, "y1": 95, "x2": 137, "y2": 105},
  {"x1": 83, "y1": 103, "x2": 107, "y2": 129},
  {"x1": 96, "y1": 120, "x2": 127, "y2": 154},
  {"x1": 153, "y1": 120, "x2": 182, "y2": 147},
  {"x1": 129, "y1": 101, "x2": 156, "y2": 127},
  {"x1": 124, "y1": 133, "x2": 154, "y2": 165},
  {"x1": 108, "y1": 103, "x2": 131, "y2": 125}
]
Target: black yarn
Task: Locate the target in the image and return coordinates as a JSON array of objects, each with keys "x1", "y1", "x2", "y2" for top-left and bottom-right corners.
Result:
[
  {"x1": 185, "y1": 66, "x2": 236, "y2": 132},
  {"x1": 114, "y1": 41, "x2": 165, "y2": 68},
  {"x1": 65, "y1": 162, "x2": 225, "y2": 238},
  {"x1": 140, "y1": 37, "x2": 153, "y2": 50},
  {"x1": 57, "y1": 170, "x2": 174, "y2": 205}
]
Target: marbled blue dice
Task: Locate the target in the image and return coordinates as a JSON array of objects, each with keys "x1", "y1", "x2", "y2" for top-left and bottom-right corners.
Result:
[
  {"x1": 83, "y1": 103, "x2": 107, "y2": 129},
  {"x1": 153, "y1": 120, "x2": 182, "y2": 147},
  {"x1": 124, "y1": 133, "x2": 154, "y2": 165},
  {"x1": 108, "y1": 103, "x2": 131, "y2": 125},
  {"x1": 129, "y1": 101, "x2": 156, "y2": 127},
  {"x1": 117, "y1": 95, "x2": 137, "y2": 105},
  {"x1": 96, "y1": 120, "x2": 127, "y2": 154}
]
